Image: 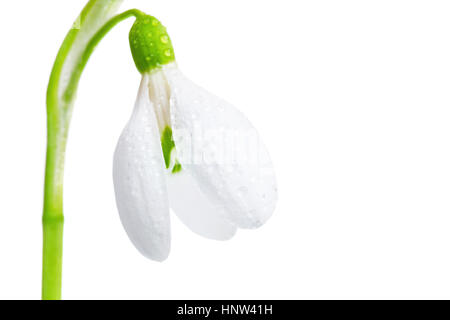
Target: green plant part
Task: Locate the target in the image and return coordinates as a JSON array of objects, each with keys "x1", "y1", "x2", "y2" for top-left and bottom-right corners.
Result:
[
  {"x1": 172, "y1": 161, "x2": 183, "y2": 174},
  {"x1": 161, "y1": 126, "x2": 183, "y2": 173},
  {"x1": 129, "y1": 14, "x2": 176, "y2": 73},
  {"x1": 43, "y1": 0, "x2": 143, "y2": 300},
  {"x1": 161, "y1": 126, "x2": 176, "y2": 169}
]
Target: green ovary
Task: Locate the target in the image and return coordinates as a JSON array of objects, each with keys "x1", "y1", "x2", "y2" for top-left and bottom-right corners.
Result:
[{"x1": 129, "y1": 14, "x2": 176, "y2": 73}]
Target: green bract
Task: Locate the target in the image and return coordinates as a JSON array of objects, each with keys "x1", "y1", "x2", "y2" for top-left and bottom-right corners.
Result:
[{"x1": 129, "y1": 15, "x2": 176, "y2": 73}]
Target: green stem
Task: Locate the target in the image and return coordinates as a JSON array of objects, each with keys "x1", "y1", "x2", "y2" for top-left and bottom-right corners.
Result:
[
  {"x1": 42, "y1": 7, "x2": 141, "y2": 300},
  {"x1": 63, "y1": 9, "x2": 143, "y2": 103}
]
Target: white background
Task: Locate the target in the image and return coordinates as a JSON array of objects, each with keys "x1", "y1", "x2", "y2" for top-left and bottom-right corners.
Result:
[{"x1": 1, "y1": 0, "x2": 450, "y2": 300}]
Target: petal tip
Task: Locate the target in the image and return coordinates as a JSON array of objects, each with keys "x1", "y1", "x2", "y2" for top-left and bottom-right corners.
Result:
[{"x1": 132, "y1": 237, "x2": 171, "y2": 262}]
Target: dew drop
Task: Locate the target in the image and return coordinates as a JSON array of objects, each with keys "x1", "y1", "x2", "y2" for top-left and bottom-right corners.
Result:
[
  {"x1": 160, "y1": 35, "x2": 169, "y2": 44},
  {"x1": 164, "y1": 49, "x2": 172, "y2": 57}
]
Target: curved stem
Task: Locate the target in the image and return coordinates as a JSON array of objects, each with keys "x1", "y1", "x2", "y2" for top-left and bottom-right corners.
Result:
[
  {"x1": 42, "y1": 7, "x2": 141, "y2": 300},
  {"x1": 63, "y1": 9, "x2": 143, "y2": 103}
]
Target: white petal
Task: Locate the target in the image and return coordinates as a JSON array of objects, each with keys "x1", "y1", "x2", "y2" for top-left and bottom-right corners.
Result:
[
  {"x1": 167, "y1": 170, "x2": 237, "y2": 240},
  {"x1": 113, "y1": 76, "x2": 170, "y2": 261},
  {"x1": 164, "y1": 66, "x2": 278, "y2": 229}
]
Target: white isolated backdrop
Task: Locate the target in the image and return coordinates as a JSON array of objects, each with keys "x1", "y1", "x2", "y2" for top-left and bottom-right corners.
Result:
[{"x1": 1, "y1": 0, "x2": 450, "y2": 299}]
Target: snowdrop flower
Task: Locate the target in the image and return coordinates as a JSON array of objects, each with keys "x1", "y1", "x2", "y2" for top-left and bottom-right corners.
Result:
[{"x1": 113, "y1": 15, "x2": 278, "y2": 261}]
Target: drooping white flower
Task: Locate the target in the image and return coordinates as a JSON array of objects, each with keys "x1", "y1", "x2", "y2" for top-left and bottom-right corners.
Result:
[{"x1": 113, "y1": 15, "x2": 277, "y2": 261}]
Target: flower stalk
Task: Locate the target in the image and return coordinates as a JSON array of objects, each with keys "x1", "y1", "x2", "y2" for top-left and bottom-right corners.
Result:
[{"x1": 42, "y1": 0, "x2": 141, "y2": 300}]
